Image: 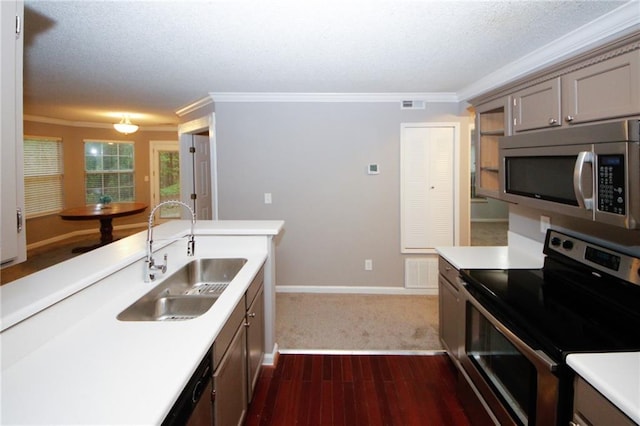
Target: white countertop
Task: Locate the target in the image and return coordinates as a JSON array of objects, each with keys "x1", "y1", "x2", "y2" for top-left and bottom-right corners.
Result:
[
  {"x1": 567, "y1": 352, "x2": 640, "y2": 424},
  {"x1": 0, "y1": 220, "x2": 284, "y2": 425},
  {"x1": 437, "y1": 231, "x2": 545, "y2": 270}
]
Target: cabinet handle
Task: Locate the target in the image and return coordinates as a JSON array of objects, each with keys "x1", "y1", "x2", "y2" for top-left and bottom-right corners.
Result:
[
  {"x1": 565, "y1": 115, "x2": 575, "y2": 122},
  {"x1": 548, "y1": 118, "x2": 558, "y2": 125},
  {"x1": 248, "y1": 312, "x2": 256, "y2": 318},
  {"x1": 16, "y1": 208, "x2": 23, "y2": 232}
]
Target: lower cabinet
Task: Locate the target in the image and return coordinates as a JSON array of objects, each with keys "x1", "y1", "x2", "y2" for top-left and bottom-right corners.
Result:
[
  {"x1": 572, "y1": 375, "x2": 635, "y2": 426},
  {"x1": 211, "y1": 266, "x2": 265, "y2": 426},
  {"x1": 165, "y1": 266, "x2": 266, "y2": 426},
  {"x1": 213, "y1": 321, "x2": 247, "y2": 426},
  {"x1": 245, "y1": 278, "x2": 264, "y2": 401},
  {"x1": 438, "y1": 256, "x2": 461, "y2": 362}
]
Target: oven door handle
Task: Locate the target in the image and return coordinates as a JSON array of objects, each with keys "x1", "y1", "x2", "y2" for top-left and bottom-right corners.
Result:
[
  {"x1": 461, "y1": 280, "x2": 559, "y2": 373},
  {"x1": 574, "y1": 151, "x2": 594, "y2": 210}
]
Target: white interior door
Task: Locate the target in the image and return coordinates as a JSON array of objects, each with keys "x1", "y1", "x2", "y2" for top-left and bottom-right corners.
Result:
[{"x1": 401, "y1": 123, "x2": 459, "y2": 253}]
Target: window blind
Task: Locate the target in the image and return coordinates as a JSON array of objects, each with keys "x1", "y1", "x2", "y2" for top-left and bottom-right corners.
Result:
[{"x1": 24, "y1": 137, "x2": 64, "y2": 217}]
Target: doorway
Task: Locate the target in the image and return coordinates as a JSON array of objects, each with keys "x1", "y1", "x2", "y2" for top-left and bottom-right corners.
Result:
[
  {"x1": 178, "y1": 113, "x2": 216, "y2": 220},
  {"x1": 150, "y1": 140, "x2": 180, "y2": 222}
]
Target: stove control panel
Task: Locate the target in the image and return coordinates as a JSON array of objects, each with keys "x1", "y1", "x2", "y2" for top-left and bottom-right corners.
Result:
[{"x1": 545, "y1": 230, "x2": 640, "y2": 287}]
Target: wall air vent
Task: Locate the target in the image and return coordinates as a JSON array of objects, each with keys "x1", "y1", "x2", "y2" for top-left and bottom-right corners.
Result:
[{"x1": 401, "y1": 100, "x2": 425, "y2": 110}]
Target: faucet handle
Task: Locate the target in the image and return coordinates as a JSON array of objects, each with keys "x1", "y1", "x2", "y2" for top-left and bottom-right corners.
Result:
[
  {"x1": 159, "y1": 254, "x2": 168, "y2": 273},
  {"x1": 187, "y1": 236, "x2": 195, "y2": 257}
]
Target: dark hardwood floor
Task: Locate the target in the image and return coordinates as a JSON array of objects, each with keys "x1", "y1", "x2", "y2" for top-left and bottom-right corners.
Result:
[{"x1": 245, "y1": 354, "x2": 472, "y2": 426}]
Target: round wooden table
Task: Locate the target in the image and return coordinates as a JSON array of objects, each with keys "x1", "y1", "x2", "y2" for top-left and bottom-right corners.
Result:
[{"x1": 59, "y1": 202, "x2": 147, "y2": 252}]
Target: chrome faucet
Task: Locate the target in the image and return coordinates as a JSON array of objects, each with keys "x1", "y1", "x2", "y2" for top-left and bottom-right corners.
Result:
[{"x1": 145, "y1": 200, "x2": 196, "y2": 282}]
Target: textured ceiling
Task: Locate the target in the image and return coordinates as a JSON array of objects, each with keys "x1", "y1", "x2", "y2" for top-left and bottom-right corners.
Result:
[{"x1": 22, "y1": 0, "x2": 635, "y2": 126}]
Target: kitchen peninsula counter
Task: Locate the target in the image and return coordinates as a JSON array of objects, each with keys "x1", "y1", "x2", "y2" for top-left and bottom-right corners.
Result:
[{"x1": 0, "y1": 220, "x2": 284, "y2": 425}]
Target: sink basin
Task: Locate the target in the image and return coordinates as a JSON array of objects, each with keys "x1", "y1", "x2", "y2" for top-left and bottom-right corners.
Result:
[
  {"x1": 117, "y1": 258, "x2": 247, "y2": 321},
  {"x1": 118, "y1": 295, "x2": 219, "y2": 321},
  {"x1": 162, "y1": 257, "x2": 247, "y2": 296}
]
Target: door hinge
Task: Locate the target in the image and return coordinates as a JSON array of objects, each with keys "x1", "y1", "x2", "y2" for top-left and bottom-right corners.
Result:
[
  {"x1": 189, "y1": 147, "x2": 196, "y2": 154},
  {"x1": 190, "y1": 193, "x2": 197, "y2": 200},
  {"x1": 15, "y1": 15, "x2": 21, "y2": 36},
  {"x1": 211, "y1": 389, "x2": 216, "y2": 403}
]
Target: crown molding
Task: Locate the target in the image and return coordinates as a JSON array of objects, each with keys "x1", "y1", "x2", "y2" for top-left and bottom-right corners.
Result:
[
  {"x1": 175, "y1": 94, "x2": 215, "y2": 117},
  {"x1": 457, "y1": 1, "x2": 640, "y2": 102},
  {"x1": 209, "y1": 92, "x2": 459, "y2": 103},
  {"x1": 23, "y1": 115, "x2": 177, "y2": 132}
]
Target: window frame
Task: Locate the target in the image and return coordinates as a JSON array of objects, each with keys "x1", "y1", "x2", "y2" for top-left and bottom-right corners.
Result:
[{"x1": 84, "y1": 140, "x2": 135, "y2": 204}]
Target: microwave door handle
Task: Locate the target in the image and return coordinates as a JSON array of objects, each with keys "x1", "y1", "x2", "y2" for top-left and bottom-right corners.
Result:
[{"x1": 573, "y1": 151, "x2": 594, "y2": 210}]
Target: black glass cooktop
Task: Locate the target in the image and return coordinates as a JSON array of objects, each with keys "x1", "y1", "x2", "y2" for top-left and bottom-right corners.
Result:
[{"x1": 460, "y1": 257, "x2": 640, "y2": 362}]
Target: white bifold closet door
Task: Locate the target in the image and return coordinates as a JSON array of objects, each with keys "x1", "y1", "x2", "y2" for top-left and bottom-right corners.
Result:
[{"x1": 401, "y1": 123, "x2": 456, "y2": 253}]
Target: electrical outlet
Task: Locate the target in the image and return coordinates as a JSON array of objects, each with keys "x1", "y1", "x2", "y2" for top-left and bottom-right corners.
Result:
[
  {"x1": 264, "y1": 193, "x2": 272, "y2": 204},
  {"x1": 540, "y1": 215, "x2": 551, "y2": 233},
  {"x1": 365, "y1": 259, "x2": 373, "y2": 271}
]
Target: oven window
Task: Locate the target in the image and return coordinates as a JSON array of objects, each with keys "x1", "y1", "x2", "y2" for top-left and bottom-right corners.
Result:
[{"x1": 467, "y1": 305, "x2": 536, "y2": 425}]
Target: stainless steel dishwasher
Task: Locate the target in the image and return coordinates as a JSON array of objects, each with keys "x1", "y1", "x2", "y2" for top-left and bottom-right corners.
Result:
[{"x1": 162, "y1": 349, "x2": 213, "y2": 425}]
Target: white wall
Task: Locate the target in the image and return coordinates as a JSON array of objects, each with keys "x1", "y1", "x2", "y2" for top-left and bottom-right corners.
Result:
[{"x1": 215, "y1": 101, "x2": 471, "y2": 289}]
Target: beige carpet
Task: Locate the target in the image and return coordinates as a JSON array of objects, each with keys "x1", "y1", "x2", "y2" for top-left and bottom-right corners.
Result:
[{"x1": 276, "y1": 293, "x2": 442, "y2": 352}]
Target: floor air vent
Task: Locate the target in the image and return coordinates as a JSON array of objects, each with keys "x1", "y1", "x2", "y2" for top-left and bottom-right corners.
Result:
[{"x1": 405, "y1": 257, "x2": 438, "y2": 289}]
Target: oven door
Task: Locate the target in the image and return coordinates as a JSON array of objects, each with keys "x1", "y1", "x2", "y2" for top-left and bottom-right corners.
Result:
[{"x1": 459, "y1": 280, "x2": 560, "y2": 426}]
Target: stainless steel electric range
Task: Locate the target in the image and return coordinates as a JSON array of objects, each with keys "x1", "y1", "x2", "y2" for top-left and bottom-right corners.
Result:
[{"x1": 458, "y1": 229, "x2": 640, "y2": 425}]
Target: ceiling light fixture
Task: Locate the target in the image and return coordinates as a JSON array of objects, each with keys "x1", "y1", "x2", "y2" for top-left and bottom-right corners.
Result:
[{"x1": 113, "y1": 114, "x2": 139, "y2": 134}]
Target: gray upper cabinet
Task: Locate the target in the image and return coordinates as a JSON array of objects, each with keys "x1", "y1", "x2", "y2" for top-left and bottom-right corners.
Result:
[
  {"x1": 512, "y1": 78, "x2": 562, "y2": 132},
  {"x1": 512, "y1": 48, "x2": 640, "y2": 133},
  {"x1": 562, "y1": 50, "x2": 640, "y2": 125}
]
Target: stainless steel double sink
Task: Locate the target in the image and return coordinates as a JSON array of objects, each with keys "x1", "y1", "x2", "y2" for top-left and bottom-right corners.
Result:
[{"x1": 117, "y1": 258, "x2": 247, "y2": 321}]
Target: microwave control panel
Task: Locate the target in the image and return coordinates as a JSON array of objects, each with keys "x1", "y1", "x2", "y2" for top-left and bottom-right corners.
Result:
[{"x1": 597, "y1": 154, "x2": 626, "y2": 215}]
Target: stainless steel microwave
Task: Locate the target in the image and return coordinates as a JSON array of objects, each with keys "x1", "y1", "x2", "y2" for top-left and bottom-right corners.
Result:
[{"x1": 499, "y1": 120, "x2": 640, "y2": 229}]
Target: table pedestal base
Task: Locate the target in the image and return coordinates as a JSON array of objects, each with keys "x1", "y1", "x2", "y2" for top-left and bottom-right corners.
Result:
[{"x1": 70, "y1": 218, "x2": 115, "y2": 253}]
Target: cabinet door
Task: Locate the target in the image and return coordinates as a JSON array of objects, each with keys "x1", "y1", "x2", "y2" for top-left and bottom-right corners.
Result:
[
  {"x1": 475, "y1": 97, "x2": 510, "y2": 199},
  {"x1": 246, "y1": 283, "x2": 264, "y2": 402},
  {"x1": 573, "y1": 376, "x2": 635, "y2": 426},
  {"x1": 438, "y1": 275, "x2": 460, "y2": 360},
  {"x1": 0, "y1": 0, "x2": 25, "y2": 266},
  {"x1": 213, "y1": 324, "x2": 247, "y2": 426},
  {"x1": 512, "y1": 78, "x2": 561, "y2": 132},
  {"x1": 563, "y1": 50, "x2": 640, "y2": 124}
]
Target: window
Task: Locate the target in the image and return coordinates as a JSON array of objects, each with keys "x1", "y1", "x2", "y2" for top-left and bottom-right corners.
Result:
[
  {"x1": 23, "y1": 136, "x2": 64, "y2": 217},
  {"x1": 84, "y1": 141, "x2": 134, "y2": 203}
]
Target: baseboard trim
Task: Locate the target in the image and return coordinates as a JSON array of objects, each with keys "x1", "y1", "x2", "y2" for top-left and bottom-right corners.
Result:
[
  {"x1": 278, "y1": 349, "x2": 446, "y2": 356},
  {"x1": 27, "y1": 223, "x2": 147, "y2": 250},
  {"x1": 275, "y1": 285, "x2": 437, "y2": 296},
  {"x1": 262, "y1": 343, "x2": 279, "y2": 366}
]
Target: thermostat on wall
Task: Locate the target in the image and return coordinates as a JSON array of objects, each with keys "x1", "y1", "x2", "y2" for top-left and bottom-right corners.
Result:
[{"x1": 368, "y1": 163, "x2": 379, "y2": 175}]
